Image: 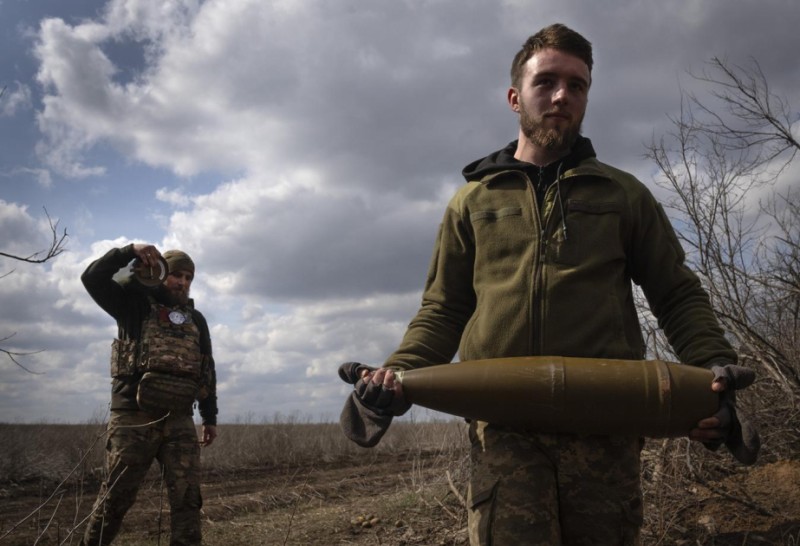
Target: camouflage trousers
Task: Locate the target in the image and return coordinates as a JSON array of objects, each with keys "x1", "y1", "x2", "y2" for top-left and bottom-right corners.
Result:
[
  {"x1": 81, "y1": 410, "x2": 202, "y2": 546},
  {"x1": 467, "y1": 421, "x2": 643, "y2": 546}
]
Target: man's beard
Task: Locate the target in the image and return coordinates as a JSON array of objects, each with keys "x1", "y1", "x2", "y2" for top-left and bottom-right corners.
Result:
[
  {"x1": 157, "y1": 285, "x2": 190, "y2": 306},
  {"x1": 520, "y1": 103, "x2": 582, "y2": 154}
]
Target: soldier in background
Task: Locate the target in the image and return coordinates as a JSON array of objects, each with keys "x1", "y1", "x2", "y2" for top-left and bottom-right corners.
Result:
[
  {"x1": 351, "y1": 23, "x2": 757, "y2": 545},
  {"x1": 80, "y1": 244, "x2": 218, "y2": 546}
]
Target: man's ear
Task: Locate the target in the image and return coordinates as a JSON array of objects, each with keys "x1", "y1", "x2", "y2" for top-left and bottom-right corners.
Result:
[{"x1": 508, "y1": 87, "x2": 521, "y2": 113}]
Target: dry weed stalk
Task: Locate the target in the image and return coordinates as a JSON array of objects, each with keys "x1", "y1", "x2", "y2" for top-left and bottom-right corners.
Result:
[{"x1": 0, "y1": 429, "x2": 104, "y2": 543}]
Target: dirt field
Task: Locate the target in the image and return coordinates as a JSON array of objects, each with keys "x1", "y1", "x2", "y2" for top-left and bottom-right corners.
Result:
[
  {"x1": 1, "y1": 450, "x2": 469, "y2": 546},
  {"x1": 1, "y1": 424, "x2": 799, "y2": 545}
]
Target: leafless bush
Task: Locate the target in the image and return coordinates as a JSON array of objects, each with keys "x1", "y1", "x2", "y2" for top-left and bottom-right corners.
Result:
[{"x1": 643, "y1": 55, "x2": 800, "y2": 460}]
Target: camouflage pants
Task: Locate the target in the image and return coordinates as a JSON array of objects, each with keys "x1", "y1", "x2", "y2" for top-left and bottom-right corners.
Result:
[
  {"x1": 81, "y1": 410, "x2": 202, "y2": 546},
  {"x1": 467, "y1": 421, "x2": 643, "y2": 546}
]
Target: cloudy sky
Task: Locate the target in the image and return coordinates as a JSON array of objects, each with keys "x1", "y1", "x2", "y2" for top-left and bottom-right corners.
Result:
[{"x1": 1, "y1": 0, "x2": 798, "y2": 424}]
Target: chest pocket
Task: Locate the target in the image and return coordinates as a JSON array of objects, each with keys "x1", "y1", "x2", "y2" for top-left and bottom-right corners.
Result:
[
  {"x1": 470, "y1": 207, "x2": 528, "y2": 272},
  {"x1": 470, "y1": 207, "x2": 523, "y2": 222},
  {"x1": 140, "y1": 304, "x2": 203, "y2": 378},
  {"x1": 549, "y1": 200, "x2": 625, "y2": 266}
]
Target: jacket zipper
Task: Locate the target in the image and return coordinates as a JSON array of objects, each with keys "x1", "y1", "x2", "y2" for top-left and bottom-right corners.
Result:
[
  {"x1": 532, "y1": 165, "x2": 566, "y2": 355},
  {"x1": 529, "y1": 168, "x2": 547, "y2": 355}
]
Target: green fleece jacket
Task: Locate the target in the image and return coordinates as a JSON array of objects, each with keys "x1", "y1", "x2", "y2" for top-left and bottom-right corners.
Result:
[
  {"x1": 82, "y1": 244, "x2": 218, "y2": 425},
  {"x1": 386, "y1": 137, "x2": 736, "y2": 370}
]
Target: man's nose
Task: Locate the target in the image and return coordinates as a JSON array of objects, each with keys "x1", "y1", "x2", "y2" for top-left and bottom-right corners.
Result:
[{"x1": 552, "y1": 83, "x2": 568, "y2": 103}]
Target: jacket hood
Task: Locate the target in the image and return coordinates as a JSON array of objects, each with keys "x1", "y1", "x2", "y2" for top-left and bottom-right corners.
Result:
[{"x1": 462, "y1": 135, "x2": 597, "y2": 182}]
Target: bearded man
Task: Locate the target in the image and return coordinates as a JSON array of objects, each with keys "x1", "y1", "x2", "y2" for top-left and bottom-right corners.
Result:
[
  {"x1": 351, "y1": 23, "x2": 757, "y2": 545},
  {"x1": 80, "y1": 243, "x2": 218, "y2": 546}
]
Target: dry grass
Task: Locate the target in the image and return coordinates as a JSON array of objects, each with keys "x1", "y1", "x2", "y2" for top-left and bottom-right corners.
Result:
[
  {"x1": 0, "y1": 416, "x2": 470, "y2": 545},
  {"x1": 0, "y1": 423, "x2": 107, "y2": 483},
  {"x1": 1, "y1": 414, "x2": 798, "y2": 545},
  {"x1": 0, "y1": 415, "x2": 468, "y2": 484}
]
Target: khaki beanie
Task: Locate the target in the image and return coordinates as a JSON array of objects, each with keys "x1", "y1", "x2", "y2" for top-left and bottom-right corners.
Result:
[{"x1": 162, "y1": 250, "x2": 195, "y2": 275}]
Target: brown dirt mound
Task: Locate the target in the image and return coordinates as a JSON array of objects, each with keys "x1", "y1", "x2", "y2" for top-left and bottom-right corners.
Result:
[{"x1": 687, "y1": 459, "x2": 800, "y2": 545}]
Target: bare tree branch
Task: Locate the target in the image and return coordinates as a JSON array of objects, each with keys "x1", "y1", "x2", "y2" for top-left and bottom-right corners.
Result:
[
  {"x1": 0, "y1": 207, "x2": 68, "y2": 264},
  {"x1": 644, "y1": 56, "x2": 800, "y2": 459},
  {"x1": 0, "y1": 333, "x2": 46, "y2": 374},
  {"x1": 688, "y1": 57, "x2": 798, "y2": 176},
  {"x1": 1, "y1": 208, "x2": 67, "y2": 373}
]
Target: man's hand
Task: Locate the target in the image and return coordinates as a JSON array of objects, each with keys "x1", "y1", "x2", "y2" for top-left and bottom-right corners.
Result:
[
  {"x1": 201, "y1": 424, "x2": 217, "y2": 447},
  {"x1": 689, "y1": 364, "x2": 754, "y2": 443},
  {"x1": 360, "y1": 367, "x2": 406, "y2": 406},
  {"x1": 689, "y1": 364, "x2": 760, "y2": 465},
  {"x1": 360, "y1": 367, "x2": 404, "y2": 396},
  {"x1": 358, "y1": 366, "x2": 410, "y2": 415},
  {"x1": 688, "y1": 374, "x2": 729, "y2": 442},
  {"x1": 132, "y1": 243, "x2": 162, "y2": 268}
]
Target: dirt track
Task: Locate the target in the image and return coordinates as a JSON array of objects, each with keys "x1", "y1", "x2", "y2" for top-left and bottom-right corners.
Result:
[
  {"x1": 2, "y1": 455, "x2": 799, "y2": 545},
  {"x1": 0, "y1": 452, "x2": 468, "y2": 545}
]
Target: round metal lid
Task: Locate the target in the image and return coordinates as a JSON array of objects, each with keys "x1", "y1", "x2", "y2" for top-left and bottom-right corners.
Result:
[{"x1": 132, "y1": 256, "x2": 169, "y2": 287}]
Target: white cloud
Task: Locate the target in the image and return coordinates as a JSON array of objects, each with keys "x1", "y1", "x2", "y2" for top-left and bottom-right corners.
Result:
[
  {"x1": 1, "y1": 167, "x2": 53, "y2": 188},
  {"x1": 155, "y1": 187, "x2": 192, "y2": 207},
  {"x1": 32, "y1": 0, "x2": 301, "y2": 177},
  {"x1": 0, "y1": 82, "x2": 32, "y2": 117},
  {"x1": 159, "y1": 169, "x2": 444, "y2": 301},
  {"x1": 101, "y1": 0, "x2": 201, "y2": 42},
  {"x1": 31, "y1": 0, "x2": 514, "y2": 185}
]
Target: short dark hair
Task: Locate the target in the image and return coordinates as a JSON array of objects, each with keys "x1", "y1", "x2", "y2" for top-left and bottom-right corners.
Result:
[{"x1": 510, "y1": 23, "x2": 593, "y2": 88}]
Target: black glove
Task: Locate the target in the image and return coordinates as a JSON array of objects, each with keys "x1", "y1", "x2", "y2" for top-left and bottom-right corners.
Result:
[
  {"x1": 339, "y1": 361, "x2": 411, "y2": 415},
  {"x1": 704, "y1": 364, "x2": 760, "y2": 465},
  {"x1": 337, "y1": 362, "x2": 410, "y2": 448},
  {"x1": 710, "y1": 363, "x2": 755, "y2": 390}
]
